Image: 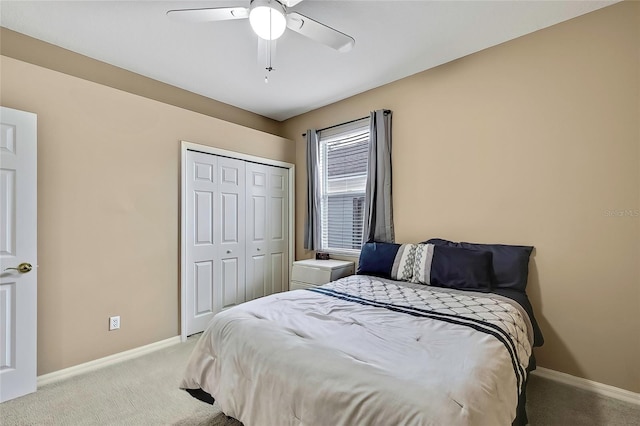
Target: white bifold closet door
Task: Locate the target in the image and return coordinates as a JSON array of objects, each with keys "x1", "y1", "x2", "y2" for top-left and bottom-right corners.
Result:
[
  {"x1": 185, "y1": 150, "x2": 289, "y2": 336},
  {"x1": 245, "y1": 162, "x2": 289, "y2": 301},
  {"x1": 216, "y1": 156, "x2": 246, "y2": 311}
]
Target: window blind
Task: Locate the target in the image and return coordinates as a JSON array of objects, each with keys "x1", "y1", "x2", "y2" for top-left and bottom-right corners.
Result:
[{"x1": 318, "y1": 119, "x2": 369, "y2": 253}]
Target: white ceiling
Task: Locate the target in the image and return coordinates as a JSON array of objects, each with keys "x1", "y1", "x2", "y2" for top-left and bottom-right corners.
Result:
[{"x1": 0, "y1": 0, "x2": 619, "y2": 121}]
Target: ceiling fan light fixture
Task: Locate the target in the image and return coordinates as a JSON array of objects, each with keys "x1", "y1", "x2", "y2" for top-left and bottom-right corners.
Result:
[{"x1": 249, "y1": 0, "x2": 287, "y2": 40}]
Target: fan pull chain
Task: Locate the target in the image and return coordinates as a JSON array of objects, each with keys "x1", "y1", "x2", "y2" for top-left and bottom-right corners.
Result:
[
  {"x1": 263, "y1": 6, "x2": 276, "y2": 83},
  {"x1": 265, "y1": 36, "x2": 274, "y2": 83}
]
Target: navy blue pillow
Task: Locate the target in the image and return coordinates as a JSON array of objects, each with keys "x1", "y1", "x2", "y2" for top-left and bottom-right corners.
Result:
[
  {"x1": 357, "y1": 242, "x2": 401, "y2": 278},
  {"x1": 430, "y1": 245, "x2": 493, "y2": 291},
  {"x1": 426, "y1": 238, "x2": 534, "y2": 292}
]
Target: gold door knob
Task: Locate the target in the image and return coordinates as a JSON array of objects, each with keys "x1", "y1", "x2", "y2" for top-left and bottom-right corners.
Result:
[{"x1": 4, "y1": 262, "x2": 33, "y2": 273}]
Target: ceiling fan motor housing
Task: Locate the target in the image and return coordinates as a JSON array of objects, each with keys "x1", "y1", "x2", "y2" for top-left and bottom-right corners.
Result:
[{"x1": 249, "y1": 0, "x2": 287, "y2": 40}]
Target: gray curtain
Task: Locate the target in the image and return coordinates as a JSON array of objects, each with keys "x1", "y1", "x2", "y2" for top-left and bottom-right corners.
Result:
[
  {"x1": 363, "y1": 110, "x2": 394, "y2": 243},
  {"x1": 304, "y1": 129, "x2": 320, "y2": 250}
]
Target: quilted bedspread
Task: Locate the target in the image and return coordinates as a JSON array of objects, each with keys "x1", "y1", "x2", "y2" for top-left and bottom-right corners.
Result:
[{"x1": 181, "y1": 275, "x2": 534, "y2": 426}]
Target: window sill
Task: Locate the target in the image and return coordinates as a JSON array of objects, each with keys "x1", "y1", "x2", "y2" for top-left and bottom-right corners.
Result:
[{"x1": 321, "y1": 249, "x2": 360, "y2": 260}]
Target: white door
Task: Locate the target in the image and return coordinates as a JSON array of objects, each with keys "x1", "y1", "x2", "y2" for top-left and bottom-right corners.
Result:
[
  {"x1": 185, "y1": 153, "x2": 247, "y2": 336},
  {"x1": 266, "y1": 166, "x2": 289, "y2": 294},
  {"x1": 245, "y1": 163, "x2": 268, "y2": 300},
  {"x1": 185, "y1": 151, "x2": 218, "y2": 336},
  {"x1": 0, "y1": 107, "x2": 37, "y2": 403},
  {"x1": 215, "y1": 157, "x2": 246, "y2": 310},
  {"x1": 183, "y1": 146, "x2": 290, "y2": 337},
  {"x1": 246, "y1": 163, "x2": 289, "y2": 299}
]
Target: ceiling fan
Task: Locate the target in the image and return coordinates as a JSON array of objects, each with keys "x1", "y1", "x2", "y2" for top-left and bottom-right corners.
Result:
[{"x1": 166, "y1": 0, "x2": 355, "y2": 53}]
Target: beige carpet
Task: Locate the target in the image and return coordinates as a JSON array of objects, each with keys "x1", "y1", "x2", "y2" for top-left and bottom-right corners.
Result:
[
  {"x1": 1, "y1": 336, "x2": 638, "y2": 425},
  {"x1": 0, "y1": 336, "x2": 239, "y2": 426}
]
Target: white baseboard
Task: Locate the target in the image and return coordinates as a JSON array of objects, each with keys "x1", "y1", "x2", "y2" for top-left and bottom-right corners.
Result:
[
  {"x1": 37, "y1": 336, "x2": 181, "y2": 387},
  {"x1": 532, "y1": 367, "x2": 640, "y2": 406}
]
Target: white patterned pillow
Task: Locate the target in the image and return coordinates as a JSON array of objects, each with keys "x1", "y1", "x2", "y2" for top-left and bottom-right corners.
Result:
[
  {"x1": 411, "y1": 243, "x2": 435, "y2": 284},
  {"x1": 390, "y1": 244, "x2": 417, "y2": 281},
  {"x1": 390, "y1": 243, "x2": 435, "y2": 284}
]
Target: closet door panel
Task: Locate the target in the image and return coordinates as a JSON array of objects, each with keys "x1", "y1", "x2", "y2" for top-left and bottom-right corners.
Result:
[
  {"x1": 186, "y1": 152, "x2": 218, "y2": 335},
  {"x1": 251, "y1": 196, "x2": 266, "y2": 241},
  {"x1": 221, "y1": 258, "x2": 240, "y2": 309},
  {"x1": 248, "y1": 254, "x2": 266, "y2": 300},
  {"x1": 246, "y1": 163, "x2": 268, "y2": 300},
  {"x1": 221, "y1": 193, "x2": 240, "y2": 243},
  {"x1": 216, "y1": 157, "x2": 246, "y2": 309},
  {"x1": 194, "y1": 191, "x2": 214, "y2": 245},
  {"x1": 268, "y1": 166, "x2": 289, "y2": 294},
  {"x1": 194, "y1": 261, "x2": 214, "y2": 315},
  {"x1": 270, "y1": 252, "x2": 285, "y2": 294}
]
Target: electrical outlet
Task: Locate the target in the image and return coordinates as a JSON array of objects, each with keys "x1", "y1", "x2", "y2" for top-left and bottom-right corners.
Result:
[{"x1": 109, "y1": 316, "x2": 120, "y2": 331}]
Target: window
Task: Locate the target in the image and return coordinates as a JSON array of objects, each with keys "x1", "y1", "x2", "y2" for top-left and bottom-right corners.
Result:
[{"x1": 318, "y1": 119, "x2": 370, "y2": 254}]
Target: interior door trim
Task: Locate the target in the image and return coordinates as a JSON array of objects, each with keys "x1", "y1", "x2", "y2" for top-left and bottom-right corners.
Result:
[{"x1": 179, "y1": 141, "x2": 295, "y2": 342}]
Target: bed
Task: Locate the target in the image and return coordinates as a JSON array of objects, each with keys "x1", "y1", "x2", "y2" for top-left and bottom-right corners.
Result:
[{"x1": 181, "y1": 239, "x2": 544, "y2": 426}]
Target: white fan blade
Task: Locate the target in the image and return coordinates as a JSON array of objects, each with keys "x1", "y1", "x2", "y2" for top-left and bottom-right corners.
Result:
[
  {"x1": 166, "y1": 7, "x2": 249, "y2": 23},
  {"x1": 283, "y1": 0, "x2": 304, "y2": 7},
  {"x1": 286, "y1": 12, "x2": 354, "y2": 52}
]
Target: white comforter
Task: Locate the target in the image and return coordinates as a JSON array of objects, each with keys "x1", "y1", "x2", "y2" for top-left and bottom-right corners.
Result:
[{"x1": 181, "y1": 275, "x2": 533, "y2": 426}]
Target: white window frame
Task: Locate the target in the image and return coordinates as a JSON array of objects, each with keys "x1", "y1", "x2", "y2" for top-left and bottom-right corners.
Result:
[{"x1": 317, "y1": 118, "x2": 370, "y2": 256}]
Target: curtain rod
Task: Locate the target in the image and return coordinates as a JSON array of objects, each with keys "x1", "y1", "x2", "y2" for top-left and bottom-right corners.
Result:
[
  {"x1": 301, "y1": 110, "x2": 390, "y2": 137},
  {"x1": 301, "y1": 116, "x2": 367, "y2": 138}
]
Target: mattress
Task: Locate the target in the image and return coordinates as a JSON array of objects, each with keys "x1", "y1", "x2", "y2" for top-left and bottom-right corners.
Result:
[{"x1": 181, "y1": 274, "x2": 534, "y2": 425}]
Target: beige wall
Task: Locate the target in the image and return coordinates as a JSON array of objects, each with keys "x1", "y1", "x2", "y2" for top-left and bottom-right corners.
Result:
[
  {"x1": 282, "y1": 2, "x2": 640, "y2": 393},
  {"x1": 0, "y1": 28, "x2": 283, "y2": 136},
  {"x1": 0, "y1": 56, "x2": 295, "y2": 375}
]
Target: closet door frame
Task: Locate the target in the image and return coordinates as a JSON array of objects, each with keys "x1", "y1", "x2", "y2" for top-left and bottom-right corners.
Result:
[{"x1": 180, "y1": 141, "x2": 295, "y2": 342}]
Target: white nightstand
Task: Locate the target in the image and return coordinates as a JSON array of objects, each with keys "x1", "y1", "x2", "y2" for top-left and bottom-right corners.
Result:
[{"x1": 290, "y1": 259, "x2": 355, "y2": 291}]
